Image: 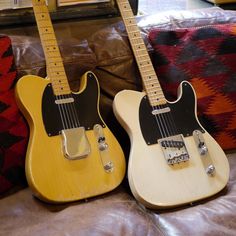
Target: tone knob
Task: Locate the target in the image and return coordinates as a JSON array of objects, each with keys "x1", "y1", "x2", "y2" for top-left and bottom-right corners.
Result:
[{"x1": 206, "y1": 165, "x2": 215, "y2": 175}]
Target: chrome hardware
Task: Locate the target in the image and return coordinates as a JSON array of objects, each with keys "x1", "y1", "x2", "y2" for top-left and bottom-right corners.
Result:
[
  {"x1": 55, "y1": 97, "x2": 74, "y2": 104},
  {"x1": 61, "y1": 127, "x2": 90, "y2": 160},
  {"x1": 200, "y1": 145, "x2": 208, "y2": 156},
  {"x1": 104, "y1": 161, "x2": 114, "y2": 172},
  {"x1": 151, "y1": 107, "x2": 170, "y2": 115},
  {"x1": 193, "y1": 130, "x2": 208, "y2": 156},
  {"x1": 206, "y1": 165, "x2": 215, "y2": 175},
  {"x1": 93, "y1": 124, "x2": 108, "y2": 151},
  {"x1": 93, "y1": 124, "x2": 113, "y2": 173},
  {"x1": 158, "y1": 134, "x2": 189, "y2": 165},
  {"x1": 193, "y1": 130, "x2": 216, "y2": 176}
]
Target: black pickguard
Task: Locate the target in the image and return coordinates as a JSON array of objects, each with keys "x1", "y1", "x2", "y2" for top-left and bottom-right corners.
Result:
[
  {"x1": 139, "y1": 81, "x2": 204, "y2": 145},
  {"x1": 42, "y1": 72, "x2": 104, "y2": 136}
]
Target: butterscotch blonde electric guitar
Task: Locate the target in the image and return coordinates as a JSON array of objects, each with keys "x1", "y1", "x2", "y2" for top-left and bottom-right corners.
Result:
[
  {"x1": 15, "y1": 0, "x2": 125, "y2": 203},
  {"x1": 113, "y1": 0, "x2": 230, "y2": 209}
]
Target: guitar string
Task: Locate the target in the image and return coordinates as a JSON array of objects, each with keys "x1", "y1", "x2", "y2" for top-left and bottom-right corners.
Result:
[
  {"x1": 55, "y1": 93, "x2": 70, "y2": 130},
  {"x1": 68, "y1": 93, "x2": 81, "y2": 127},
  {"x1": 51, "y1": 68, "x2": 73, "y2": 129},
  {"x1": 58, "y1": 93, "x2": 80, "y2": 129},
  {"x1": 61, "y1": 94, "x2": 76, "y2": 128},
  {"x1": 59, "y1": 95, "x2": 73, "y2": 129}
]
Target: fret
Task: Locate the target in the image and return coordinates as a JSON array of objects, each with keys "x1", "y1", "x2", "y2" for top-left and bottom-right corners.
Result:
[
  {"x1": 46, "y1": 52, "x2": 62, "y2": 59},
  {"x1": 149, "y1": 94, "x2": 165, "y2": 100},
  {"x1": 36, "y1": 21, "x2": 53, "y2": 28},
  {"x1": 131, "y1": 42, "x2": 144, "y2": 47},
  {"x1": 131, "y1": 39, "x2": 144, "y2": 45},
  {"x1": 142, "y1": 76, "x2": 157, "y2": 82},
  {"x1": 122, "y1": 12, "x2": 135, "y2": 19},
  {"x1": 134, "y1": 48, "x2": 147, "y2": 53},
  {"x1": 122, "y1": 16, "x2": 134, "y2": 20},
  {"x1": 145, "y1": 81, "x2": 160, "y2": 86},
  {"x1": 135, "y1": 55, "x2": 150, "y2": 62},
  {"x1": 148, "y1": 89, "x2": 163, "y2": 94},
  {"x1": 138, "y1": 61, "x2": 152, "y2": 67},
  {"x1": 128, "y1": 30, "x2": 141, "y2": 35},
  {"x1": 49, "y1": 71, "x2": 66, "y2": 76},
  {"x1": 41, "y1": 41, "x2": 58, "y2": 48},
  {"x1": 45, "y1": 58, "x2": 63, "y2": 64},
  {"x1": 34, "y1": 10, "x2": 48, "y2": 14},
  {"x1": 126, "y1": 23, "x2": 138, "y2": 27},
  {"x1": 32, "y1": 0, "x2": 47, "y2": 5},
  {"x1": 145, "y1": 80, "x2": 160, "y2": 86},
  {"x1": 39, "y1": 29, "x2": 54, "y2": 35},
  {"x1": 138, "y1": 63, "x2": 154, "y2": 68},
  {"x1": 140, "y1": 70, "x2": 156, "y2": 75},
  {"x1": 45, "y1": 46, "x2": 59, "y2": 51},
  {"x1": 51, "y1": 81, "x2": 68, "y2": 87},
  {"x1": 135, "y1": 51, "x2": 148, "y2": 57},
  {"x1": 51, "y1": 79, "x2": 67, "y2": 84},
  {"x1": 47, "y1": 65, "x2": 65, "y2": 71},
  {"x1": 49, "y1": 70, "x2": 65, "y2": 74}
]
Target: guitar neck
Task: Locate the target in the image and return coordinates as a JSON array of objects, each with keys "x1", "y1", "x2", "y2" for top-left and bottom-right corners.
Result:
[
  {"x1": 116, "y1": 0, "x2": 166, "y2": 106},
  {"x1": 32, "y1": 0, "x2": 70, "y2": 96}
]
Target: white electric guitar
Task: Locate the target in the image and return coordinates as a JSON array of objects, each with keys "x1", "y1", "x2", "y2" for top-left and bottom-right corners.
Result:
[{"x1": 113, "y1": 0, "x2": 230, "y2": 209}]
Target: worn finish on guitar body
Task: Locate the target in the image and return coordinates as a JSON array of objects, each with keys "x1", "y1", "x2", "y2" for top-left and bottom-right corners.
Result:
[
  {"x1": 113, "y1": 81, "x2": 230, "y2": 209},
  {"x1": 15, "y1": 72, "x2": 126, "y2": 203}
]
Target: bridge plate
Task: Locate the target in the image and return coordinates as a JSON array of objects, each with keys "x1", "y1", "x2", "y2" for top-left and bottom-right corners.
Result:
[{"x1": 158, "y1": 134, "x2": 189, "y2": 165}]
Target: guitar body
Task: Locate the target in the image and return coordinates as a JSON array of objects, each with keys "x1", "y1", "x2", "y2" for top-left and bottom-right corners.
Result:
[
  {"x1": 113, "y1": 81, "x2": 229, "y2": 209},
  {"x1": 15, "y1": 72, "x2": 125, "y2": 203}
]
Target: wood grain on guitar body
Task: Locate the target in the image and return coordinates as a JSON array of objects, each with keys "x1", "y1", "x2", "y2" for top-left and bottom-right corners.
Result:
[
  {"x1": 113, "y1": 0, "x2": 230, "y2": 209},
  {"x1": 15, "y1": 0, "x2": 125, "y2": 203}
]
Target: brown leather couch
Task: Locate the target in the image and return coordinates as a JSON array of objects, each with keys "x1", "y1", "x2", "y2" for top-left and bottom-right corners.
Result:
[{"x1": 1, "y1": 8, "x2": 236, "y2": 235}]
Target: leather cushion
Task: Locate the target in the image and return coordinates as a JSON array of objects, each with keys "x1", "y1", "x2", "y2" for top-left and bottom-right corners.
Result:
[
  {"x1": 0, "y1": 35, "x2": 28, "y2": 195},
  {"x1": 148, "y1": 23, "x2": 236, "y2": 150}
]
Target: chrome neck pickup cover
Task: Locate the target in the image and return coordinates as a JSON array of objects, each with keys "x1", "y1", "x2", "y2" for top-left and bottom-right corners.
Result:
[{"x1": 158, "y1": 134, "x2": 189, "y2": 165}]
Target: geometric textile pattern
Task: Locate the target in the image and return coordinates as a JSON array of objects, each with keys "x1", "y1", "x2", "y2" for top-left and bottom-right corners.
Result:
[
  {"x1": 149, "y1": 24, "x2": 236, "y2": 150},
  {"x1": 0, "y1": 35, "x2": 28, "y2": 195}
]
